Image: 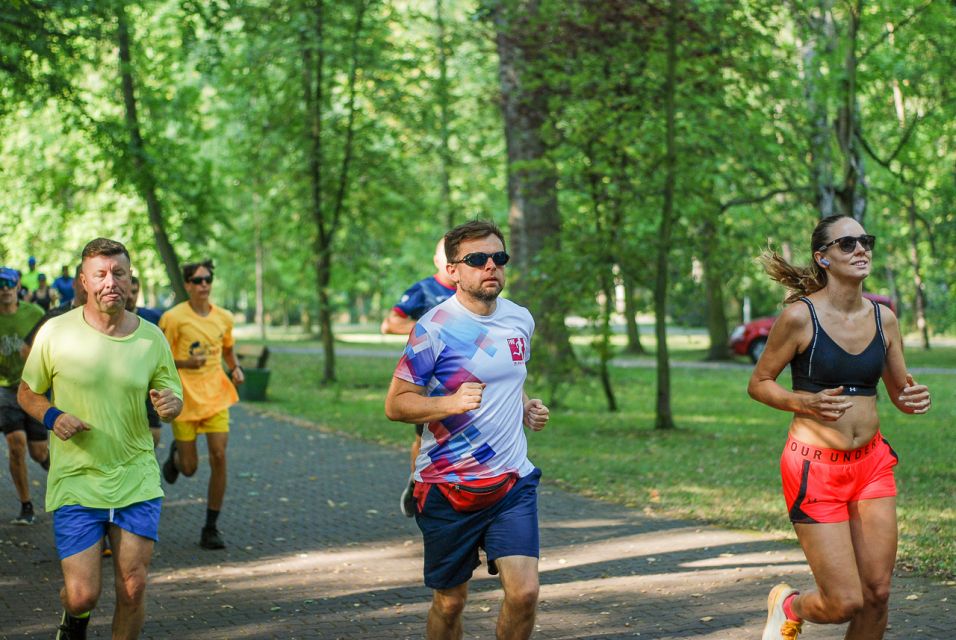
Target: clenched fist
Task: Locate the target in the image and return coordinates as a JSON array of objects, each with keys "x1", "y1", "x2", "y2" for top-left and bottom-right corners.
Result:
[
  {"x1": 447, "y1": 382, "x2": 485, "y2": 415},
  {"x1": 523, "y1": 398, "x2": 549, "y2": 431}
]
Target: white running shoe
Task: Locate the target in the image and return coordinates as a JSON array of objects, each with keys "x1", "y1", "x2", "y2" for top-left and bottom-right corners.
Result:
[{"x1": 762, "y1": 583, "x2": 803, "y2": 640}]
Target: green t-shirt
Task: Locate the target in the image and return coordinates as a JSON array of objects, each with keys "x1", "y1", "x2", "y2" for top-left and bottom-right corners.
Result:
[
  {"x1": 20, "y1": 271, "x2": 40, "y2": 293},
  {"x1": 21, "y1": 307, "x2": 183, "y2": 511},
  {"x1": 0, "y1": 302, "x2": 44, "y2": 387}
]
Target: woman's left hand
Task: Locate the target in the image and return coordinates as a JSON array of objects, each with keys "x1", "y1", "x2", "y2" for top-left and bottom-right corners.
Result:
[{"x1": 899, "y1": 373, "x2": 931, "y2": 414}]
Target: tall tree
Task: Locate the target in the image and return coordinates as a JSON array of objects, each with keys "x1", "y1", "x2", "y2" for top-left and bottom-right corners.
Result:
[
  {"x1": 653, "y1": 0, "x2": 679, "y2": 430},
  {"x1": 301, "y1": 0, "x2": 368, "y2": 382},
  {"x1": 116, "y1": 3, "x2": 186, "y2": 301},
  {"x1": 492, "y1": 0, "x2": 575, "y2": 382}
]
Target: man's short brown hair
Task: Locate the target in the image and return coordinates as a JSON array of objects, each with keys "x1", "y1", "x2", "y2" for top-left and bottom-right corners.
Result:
[
  {"x1": 81, "y1": 238, "x2": 130, "y2": 263},
  {"x1": 444, "y1": 220, "x2": 506, "y2": 263}
]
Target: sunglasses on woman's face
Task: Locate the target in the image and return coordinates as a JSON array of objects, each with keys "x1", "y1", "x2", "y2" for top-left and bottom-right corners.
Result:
[
  {"x1": 818, "y1": 234, "x2": 876, "y2": 254},
  {"x1": 188, "y1": 275, "x2": 214, "y2": 285},
  {"x1": 453, "y1": 251, "x2": 510, "y2": 268}
]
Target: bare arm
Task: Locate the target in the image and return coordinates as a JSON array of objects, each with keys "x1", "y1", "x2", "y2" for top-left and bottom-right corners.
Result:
[
  {"x1": 18, "y1": 380, "x2": 90, "y2": 441},
  {"x1": 879, "y1": 309, "x2": 931, "y2": 414},
  {"x1": 223, "y1": 345, "x2": 244, "y2": 384},
  {"x1": 385, "y1": 377, "x2": 483, "y2": 424},
  {"x1": 380, "y1": 311, "x2": 416, "y2": 336},
  {"x1": 747, "y1": 303, "x2": 853, "y2": 421}
]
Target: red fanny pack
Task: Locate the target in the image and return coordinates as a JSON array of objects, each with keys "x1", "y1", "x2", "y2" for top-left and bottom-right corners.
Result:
[{"x1": 434, "y1": 473, "x2": 518, "y2": 513}]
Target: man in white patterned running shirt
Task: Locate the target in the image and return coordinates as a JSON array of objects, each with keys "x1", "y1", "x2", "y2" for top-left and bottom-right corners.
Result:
[{"x1": 386, "y1": 220, "x2": 550, "y2": 640}]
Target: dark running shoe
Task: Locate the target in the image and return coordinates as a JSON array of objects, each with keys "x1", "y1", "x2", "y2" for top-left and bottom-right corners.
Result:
[
  {"x1": 200, "y1": 526, "x2": 226, "y2": 550},
  {"x1": 162, "y1": 441, "x2": 179, "y2": 484},
  {"x1": 55, "y1": 609, "x2": 90, "y2": 640},
  {"x1": 400, "y1": 474, "x2": 416, "y2": 517},
  {"x1": 11, "y1": 502, "x2": 34, "y2": 526}
]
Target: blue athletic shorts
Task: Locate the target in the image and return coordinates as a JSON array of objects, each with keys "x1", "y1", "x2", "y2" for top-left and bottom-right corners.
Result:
[
  {"x1": 53, "y1": 498, "x2": 162, "y2": 560},
  {"x1": 416, "y1": 468, "x2": 541, "y2": 590}
]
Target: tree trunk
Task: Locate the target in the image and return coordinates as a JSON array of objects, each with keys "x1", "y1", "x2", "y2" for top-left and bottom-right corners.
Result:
[
  {"x1": 907, "y1": 197, "x2": 930, "y2": 350},
  {"x1": 435, "y1": 0, "x2": 454, "y2": 229},
  {"x1": 116, "y1": 4, "x2": 186, "y2": 302},
  {"x1": 835, "y1": 0, "x2": 867, "y2": 221},
  {"x1": 795, "y1": 0, "x2": 836, "y2": 218},
  {"x1": 621, "y1": 273, "x2": 646, "y2": 355},
  {"x1": 253, "y1": 201, "x2": 266, "y2": 341},
  {"x1": 493, "y1": 0, "x2": 575, "y2": 376},
  {"x1": 302, "y1": 0, "x2": 367, "y2": 383},
  {"x1": 598, "y1": 272, "x2": 618, "y2": 412},
  {"x1": 654, "y1": 0, "x2": 678, "y2": 431},
  {"x1": 700, "y1": 214, "x2": 731, "y2": 360}
]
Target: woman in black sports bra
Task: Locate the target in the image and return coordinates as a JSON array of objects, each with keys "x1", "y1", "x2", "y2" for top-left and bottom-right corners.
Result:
[{"x1": 747, "y1": 215, "x2": 931, "y2": 640}]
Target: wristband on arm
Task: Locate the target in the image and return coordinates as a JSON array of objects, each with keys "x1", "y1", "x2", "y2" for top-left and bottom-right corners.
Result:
[{"x1": 43, "y1": 407, "x2": 64, "y2": 431}]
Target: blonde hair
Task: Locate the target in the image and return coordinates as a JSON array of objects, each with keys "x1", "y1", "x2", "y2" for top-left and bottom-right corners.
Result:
[{"x1": 758, "y1": 250, "x2": 827, "y2": 304}]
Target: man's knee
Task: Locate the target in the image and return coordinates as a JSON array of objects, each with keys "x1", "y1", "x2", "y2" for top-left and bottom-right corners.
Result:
[
  {"x1": 208, "y1": 446, "x2": 227, "y2": 469},
  {"x1": 504, "y1": 581, "x2": 539, "y2": 613},
  {"x1": 6, "y1": 432, "x2": 26, "y2": 458},
  {"x1": 432, "y1": 588, "x2": 467, "y2": 621},
  {"x1": 63, "y1": 584, "x2": 100, "y2": 614},
  {"x1": 28, "y1": 442, "x2": 48, "y2": 463},
  {"x1": 115, "y1": 571, "x2": 148, "y2": 607}
]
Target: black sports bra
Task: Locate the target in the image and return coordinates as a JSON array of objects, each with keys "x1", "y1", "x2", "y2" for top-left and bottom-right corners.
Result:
[{"x1": 790, "y1": 297, "x2": 886, "y2": 397}]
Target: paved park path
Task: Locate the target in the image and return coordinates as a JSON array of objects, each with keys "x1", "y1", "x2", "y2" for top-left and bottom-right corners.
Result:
[{"x1": 1, "y1": 404, "x2": 953, "y2": 639}]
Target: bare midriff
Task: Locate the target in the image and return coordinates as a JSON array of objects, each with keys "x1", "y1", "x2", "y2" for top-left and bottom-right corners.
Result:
[{"x1": 789, "y1": 391, "x2": 879, "y2": 450}]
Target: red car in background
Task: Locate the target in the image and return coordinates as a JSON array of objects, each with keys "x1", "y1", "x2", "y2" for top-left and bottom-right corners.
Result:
[{"x1": 730, "y1": 293, "x2": 896, "y2": 363}]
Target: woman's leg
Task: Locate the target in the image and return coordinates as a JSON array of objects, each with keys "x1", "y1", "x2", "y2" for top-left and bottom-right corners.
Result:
[
  {"x1": 790, "y1": 521, "x2": 865, "y2": 624},
  {"x1": 845, "y1": 497, "x2": 897, "y2": 640}
]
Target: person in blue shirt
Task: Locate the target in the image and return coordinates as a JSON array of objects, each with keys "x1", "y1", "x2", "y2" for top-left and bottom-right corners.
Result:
[
  {"x1": 381, "y1": 239, "x2": 456, "y2": 517},
  {"x1": 52, "y1": 266, "x2": 75, "y2": 308}
]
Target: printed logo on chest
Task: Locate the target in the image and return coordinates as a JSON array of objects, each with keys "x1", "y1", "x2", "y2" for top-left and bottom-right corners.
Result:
[{"x1": 507, "y1": 337, "x2": 527, "y2": 364}]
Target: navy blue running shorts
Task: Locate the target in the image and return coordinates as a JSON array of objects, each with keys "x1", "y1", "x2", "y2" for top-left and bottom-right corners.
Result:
[{"x1": 416, "y1": 467, "x2": 541, "y2": 590}]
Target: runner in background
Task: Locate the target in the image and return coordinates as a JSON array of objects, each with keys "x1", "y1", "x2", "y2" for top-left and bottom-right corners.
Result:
[{"x1": 380, "y1": 238, "x2": 455, "y2": 516}]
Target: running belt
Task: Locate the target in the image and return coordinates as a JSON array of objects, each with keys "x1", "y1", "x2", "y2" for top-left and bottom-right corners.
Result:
[{"x1": 790, "y1": 297, "x2": 886, "y2": 397}]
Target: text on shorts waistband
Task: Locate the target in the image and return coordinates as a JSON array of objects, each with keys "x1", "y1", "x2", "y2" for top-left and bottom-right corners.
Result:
[{"x1": 784, "y1": 432, "x2": 885, "y2": 465}]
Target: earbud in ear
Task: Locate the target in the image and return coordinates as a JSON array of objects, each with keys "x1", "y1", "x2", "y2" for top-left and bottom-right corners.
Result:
[{"x1": 820, "y1": 258, "x2": 830, "y2": 267}]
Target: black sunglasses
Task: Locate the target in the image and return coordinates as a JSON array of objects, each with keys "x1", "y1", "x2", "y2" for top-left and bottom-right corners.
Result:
[
  {"x1": 188, "y1": 275, "x2": 214, "y2": 285},
  {"x1": 818, "y1": 234, "x2": 876, "y2": 254},
  {"x1": 453, "y1": 251, "x2": 510, "y2": 268},
  {"x1": 0, "y1": 279, "x2": 17, "y2": 289}
]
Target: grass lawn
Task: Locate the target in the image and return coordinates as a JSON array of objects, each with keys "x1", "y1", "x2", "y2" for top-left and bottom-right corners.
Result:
[{"x1": 244, "y1": 335, "x2": 956, "y2": 578}]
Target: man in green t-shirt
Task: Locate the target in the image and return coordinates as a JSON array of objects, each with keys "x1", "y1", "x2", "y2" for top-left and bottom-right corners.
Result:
[
  {"x1": 19, "y1": 239, "x2": 183, "y2": 640},
  {"x1": 0, "y1": 266, "x2": 48, "y2": 525}
]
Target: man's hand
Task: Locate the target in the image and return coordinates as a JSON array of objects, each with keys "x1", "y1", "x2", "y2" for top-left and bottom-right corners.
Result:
[
  {"x1": 182, "y1": 354, "x2": 206, "y2": 369},
  {"x1": 446, "y1": 382, "x2": 484, "y2": 415},
  {"x1": 231, "y1": 366, "x2": 245, "y2": 385},
  {"x1": 150, "y1": 388, "x2": 183, "y2": 422},
  {"x1": 52, "y1": 413, "x2": 90, "y2": 441},
  {"x1": 523, "y1": 398, "x2": 549, "y2": 431}
]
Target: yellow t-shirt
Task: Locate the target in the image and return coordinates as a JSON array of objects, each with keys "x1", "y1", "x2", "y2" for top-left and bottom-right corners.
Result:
[
  {"x1": 21, "y1": 307, "x2": 183, "y2": 511},
  {"x1": 159, "y1": 302, "x2": 239, "y2": 422}
]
